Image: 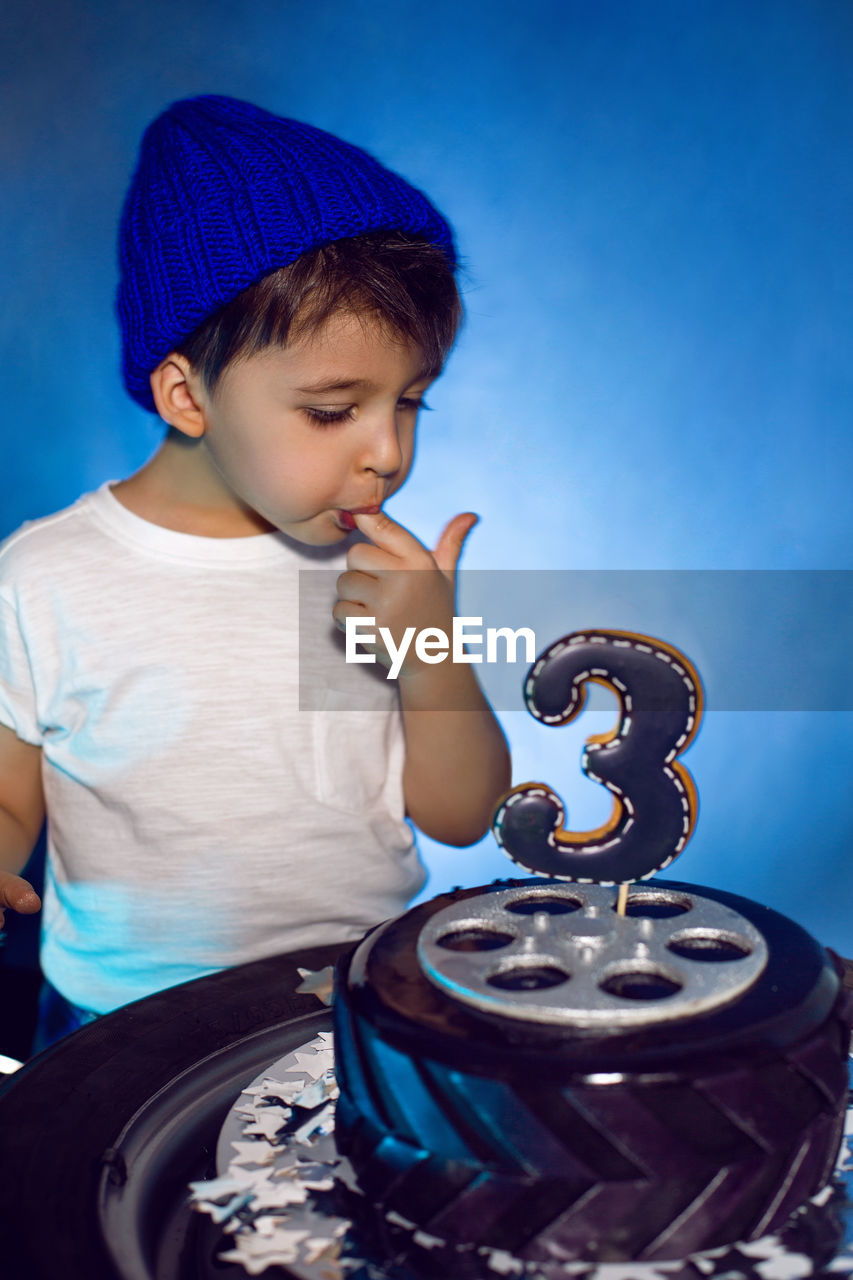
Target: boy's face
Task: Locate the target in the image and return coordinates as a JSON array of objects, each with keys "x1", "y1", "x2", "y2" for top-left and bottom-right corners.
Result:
[{"x1": 192, "y1": 311, "x2": 436, "y2": 545}]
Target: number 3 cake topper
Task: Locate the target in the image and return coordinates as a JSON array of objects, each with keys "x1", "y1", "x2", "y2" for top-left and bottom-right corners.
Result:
[{"x1": 492, "y1": 630, "x2": 705, "y2": 886}]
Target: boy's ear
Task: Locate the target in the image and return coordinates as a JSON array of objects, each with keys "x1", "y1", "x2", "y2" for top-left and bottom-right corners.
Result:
[{"x1": 149, "y1": 354, "x2": 208, "y2": 438}]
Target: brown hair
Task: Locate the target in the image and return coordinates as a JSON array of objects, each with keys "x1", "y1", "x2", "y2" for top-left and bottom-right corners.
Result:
[{"x1": 175, "y1": 231, "x2": 463, "y2": 395}]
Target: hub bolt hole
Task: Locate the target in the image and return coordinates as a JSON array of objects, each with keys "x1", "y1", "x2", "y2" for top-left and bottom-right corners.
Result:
[
  {"x1": 619, "y1": 893, "x2": 692, "y2": 919},
  {"x1": 600, "y1": 970, "x2": 682, "y2": 1001},
  {"x1": 488, "y1": 965, "x2": 569, "y2": 991},
  {"x1": 437, "y1": 928, "x2": 515, "y2": 953},
  {"x1": 505, "y1": 896, "x2": 582, "y2": 916},
  {"x1": 667, "y1": 932, "x2": 752, "y2": 963}
]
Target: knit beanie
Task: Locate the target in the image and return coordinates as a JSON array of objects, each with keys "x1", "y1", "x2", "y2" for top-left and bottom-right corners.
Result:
[{"x1": 117, "y1": 95, "x2": 457, "y2": 412}]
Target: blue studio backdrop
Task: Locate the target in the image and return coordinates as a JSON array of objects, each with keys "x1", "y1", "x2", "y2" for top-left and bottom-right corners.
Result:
[{"x1": 1, "y1": 0, "x2": 851, "y2": 972}]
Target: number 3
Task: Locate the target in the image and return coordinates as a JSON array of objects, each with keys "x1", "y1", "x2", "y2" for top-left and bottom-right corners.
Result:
[{"x1": 492, "y1": 630, "x2": 704, "y2": 884}]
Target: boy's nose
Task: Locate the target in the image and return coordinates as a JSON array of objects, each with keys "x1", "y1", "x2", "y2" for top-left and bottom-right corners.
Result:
[{"x1": 361, "y1": 416, "x2": 404, "y2": 477}]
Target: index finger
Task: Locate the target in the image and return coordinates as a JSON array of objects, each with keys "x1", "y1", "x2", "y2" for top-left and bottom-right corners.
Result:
[{"x1": 352, "y1": 509, "x2": 429, "y2": 561}]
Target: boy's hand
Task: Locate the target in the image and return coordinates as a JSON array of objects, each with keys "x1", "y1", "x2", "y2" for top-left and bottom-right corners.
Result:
[
  {"x1": 0, "y1": 872, "x2": 41, "y2": 931},
  {"x1": 333, "y1": 509, "x2": 478, "y2": 680}
]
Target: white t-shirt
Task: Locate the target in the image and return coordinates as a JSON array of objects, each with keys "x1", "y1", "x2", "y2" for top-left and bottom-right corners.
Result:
[{"x1": 0, "y1": 483, "x2": 425, "y2": 1012}]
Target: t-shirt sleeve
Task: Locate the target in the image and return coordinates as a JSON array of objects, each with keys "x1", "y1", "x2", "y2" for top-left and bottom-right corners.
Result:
[{"x1": 0, "y1": 590, "x2": 42, "y2": 746}]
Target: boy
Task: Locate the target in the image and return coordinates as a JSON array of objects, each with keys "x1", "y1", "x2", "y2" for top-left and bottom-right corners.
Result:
[{"x1": 0, "y1": 95, "x2": 510, "y2": 1048}]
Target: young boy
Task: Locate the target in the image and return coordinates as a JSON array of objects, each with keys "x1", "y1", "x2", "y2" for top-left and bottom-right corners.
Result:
[{"x1": 0, "y1": 95, "x2": 510, "y2": 1049}]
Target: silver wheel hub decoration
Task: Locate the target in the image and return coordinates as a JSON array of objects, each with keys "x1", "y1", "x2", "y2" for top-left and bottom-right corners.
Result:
[{"x1": 417, "y1": 884, "x2": 768, "y2": 1028}]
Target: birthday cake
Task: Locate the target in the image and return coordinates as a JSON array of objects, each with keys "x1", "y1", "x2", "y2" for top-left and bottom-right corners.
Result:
[{"x1": 331, "y1": 631, "x2": 853, "y2": 1269}]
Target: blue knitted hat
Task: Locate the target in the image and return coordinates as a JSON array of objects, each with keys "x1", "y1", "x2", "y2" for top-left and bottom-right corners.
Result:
[{"x1": 117, "y1": 94, "x2": 457, "y2": 412}]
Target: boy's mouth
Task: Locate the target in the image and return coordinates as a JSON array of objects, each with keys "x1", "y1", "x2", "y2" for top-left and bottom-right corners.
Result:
[{"x1": 335, "y1": 505, "x2": 382, "y2": 531}]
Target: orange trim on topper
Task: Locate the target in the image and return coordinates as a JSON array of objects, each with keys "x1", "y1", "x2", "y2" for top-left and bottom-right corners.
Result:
[{"x1": 672, "y1": 759, "x2": 700, "y2": 840}]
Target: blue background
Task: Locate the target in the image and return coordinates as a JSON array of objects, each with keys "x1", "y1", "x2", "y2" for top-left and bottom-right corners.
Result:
[{"x1": 1, "y1": 0, "x2": 851, "y2": 954}]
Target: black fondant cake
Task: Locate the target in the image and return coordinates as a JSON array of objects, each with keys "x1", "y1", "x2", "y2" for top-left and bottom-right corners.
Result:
[{"x1": 333, "y1": 878, "x2": 853, "y2": 1268}]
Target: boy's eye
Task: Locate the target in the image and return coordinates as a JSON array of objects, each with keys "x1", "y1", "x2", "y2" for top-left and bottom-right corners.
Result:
[
  {"x1": 303, "y1": 397, "x2": 430, "y2": 427},
  {"x1": 398, "y1": 396, "x2": 431, "y2": 413},
  {"x1": 303, "y1": 406, "x2": 357, "y2": 426}
]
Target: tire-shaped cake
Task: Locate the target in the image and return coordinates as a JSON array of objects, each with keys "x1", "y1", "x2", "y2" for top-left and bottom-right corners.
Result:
[{"x1": 333, "y1": 877, "x2": 853, "y2": 1269}]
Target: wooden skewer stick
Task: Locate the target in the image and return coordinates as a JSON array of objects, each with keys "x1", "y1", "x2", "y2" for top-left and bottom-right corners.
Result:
[{"x1": 616, "y1": 882, "x2": 630, "y2": 916}]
